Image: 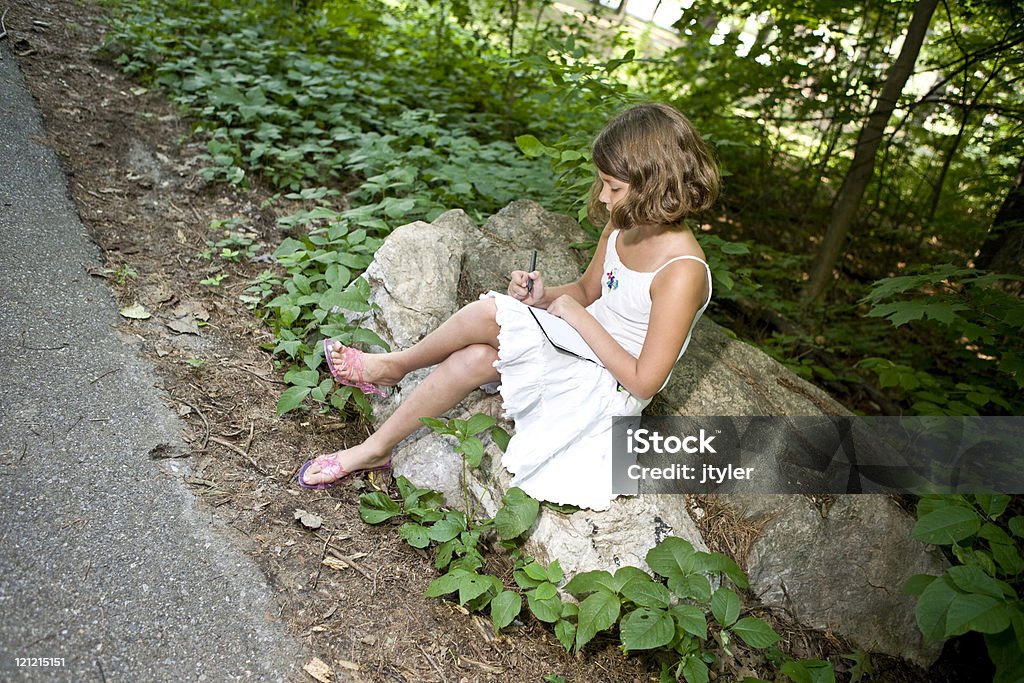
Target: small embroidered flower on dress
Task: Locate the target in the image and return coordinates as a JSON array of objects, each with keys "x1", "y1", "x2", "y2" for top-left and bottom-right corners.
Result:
[{"x1": 605, "y1": 270, "x2": 619, "y2": 290}]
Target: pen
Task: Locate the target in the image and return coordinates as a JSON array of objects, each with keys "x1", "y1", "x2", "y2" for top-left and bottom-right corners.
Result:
[{"x1": 526, "y1": 249, "x2": 537, "y2": 295}]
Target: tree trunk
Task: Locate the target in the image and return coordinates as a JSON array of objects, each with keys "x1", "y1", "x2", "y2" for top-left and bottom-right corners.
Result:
[
  {"x1": 975, "y1": 158, "x2": 1024, "y2": 285},
  {"x1": 801, "y1": 0, "x2": 939, "y2": 304}
]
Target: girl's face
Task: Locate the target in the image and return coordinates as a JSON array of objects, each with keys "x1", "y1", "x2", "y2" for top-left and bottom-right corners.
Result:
[{"x1": 598, "y1": 171, "x2": 629, "y2": 213}]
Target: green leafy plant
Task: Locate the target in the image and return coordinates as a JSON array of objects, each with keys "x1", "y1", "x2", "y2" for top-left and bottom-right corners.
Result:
[
  {"x1": 902, "y1": 494, "x2": 1024, "y2": 682},
  {"x1": 861, "y1": 266, "x2": 1024, "y2": 414},
  {"x1": 352, "y1": 413, "x2": 846, "y2": 683}
]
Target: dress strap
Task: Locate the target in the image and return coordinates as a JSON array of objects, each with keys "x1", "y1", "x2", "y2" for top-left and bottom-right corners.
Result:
[
  {"x1": 651, "y1": 255, "x2": 713, "y2": 307},
  {"x1": 652, "y1": 254, "x2": 709, "y2": 275}
]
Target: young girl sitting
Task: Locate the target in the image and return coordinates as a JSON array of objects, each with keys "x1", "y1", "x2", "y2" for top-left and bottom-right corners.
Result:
[{"x1": 299, "y1": 102, "x2": 720, "y2": 511}]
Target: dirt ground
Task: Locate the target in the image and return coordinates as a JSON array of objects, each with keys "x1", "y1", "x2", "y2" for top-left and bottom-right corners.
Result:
[
  {"x1": 4, "y1": 2, "x2": 965, "y2": 681},
  {"x1": 4, "y1": 2, "x2": 662, "y2": 681}
]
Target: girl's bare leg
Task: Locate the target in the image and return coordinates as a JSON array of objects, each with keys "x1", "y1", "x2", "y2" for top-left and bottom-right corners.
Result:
[
  {"x1": 305, "y1": 298, "x2": 503, "y2": 486},
  {"x1": 301, "y1": 343, "x2": 501, "y2": 486},
  {"x1": 328, "y1": 298, "x2": 500, "y2": 387}
]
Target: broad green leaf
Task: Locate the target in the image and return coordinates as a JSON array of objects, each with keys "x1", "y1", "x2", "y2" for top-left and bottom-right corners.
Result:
[
  {"x1": 399, "y1": 522, "x2": 431, "y2": 548},
  {"x1": 427, "y1": 517, "x2": 464, "y2": 543},
  {"x1": 984, "y1": 625, "x2": 1024, "y2": 683},
  {"x1": 780, "y1": 659, "x2": 835, "y2": 683},
  {"x1": 915, "y1": 576, "x2": 959, "y2": 643},
  {"x1": 425, "y1": 568, "x2": 469, "y2": 598},
  {"x1": 945, "y1": 593, "x2": 1011, "y2": 637},
  {"x1": 527, "y1": 587, "x2": 563, "y2": 623},
  {"x1": 732, "y1": 617, "x2": 780, "y2": 648},
  {"x1": 458, "y1": 572, "x2": 494, "y2": 606},
  {"x1": 913, "y1": 506, "x2": 981, "y2": 545},
  {"x1": 319, "y1": 289, "x2": 371, "y2": 313},
  {"x1": 1009, "y1": 516, "x2": 1024, "y2": 538},
  {"x1": 555, "y1": 619, "x2": 576, "y2": 652},
  {"x1": 458, "y1": 437, "x2": 484, "y2": 467},
  {"x1": 979, "y1": 523, "x2": 1024, "y2": 576},
  {"x1": 954, "y1": 545, "x2": 997, "y2": 577},
  {"x1": 681, "y1": 655, "x2": 709, "y2": 683},
  {"x1": 522, "y1": 561, "x2": 552, "y2": 583},
  {"x1": 575, "y1": 590, "x2": 621, "y2": 651},
  {"x1": 620, "y1": 575, "x2": 671, "y2": 609},
  {"x1": 490, "y1": 425, "x2": 511, "y2": 452},
  {"x1": 620, "y1": 607, "x2": 675, "y2": 650},
  {"x1": 669, "y1": 603, "x2": 707, "y2": 639},
  {"x1": 490, "y1": 590, "x2": 521, "y2": 631},
  {"x1": 670, "y1": 574, "x2": 712, "y2": 603},
  {"x1": 563, "y1": 570, "x2": 615, "y2": 597},
  {"x1": 515, "y1": 134, "x2": 556, "y2": 158},
  {"x1": 435, "y1": 539, "x2": 457, "y2": 570},
  {"x1": 946, "y1": 565, "x2": 1009, "y2": 600},
  {"x1": 358, "y1": 491, "x2": 402, "y2": 524},
  {"x1": 284, "y1": 367, "x2": 319, "y2": 388},
  {"x1": 711, "y1": 587, "x2": 741, "y2": 627},
  {"x1": 975, "y1": 494, "x2": 1011, "y2": 519},
  {"x1": 419, "y1": 417, "x2": 449, "y2": 433},
  {"x1": 697, "y1": 551, "x2": 749, "y2": 589},
  {"x1": 901, "y1": 574, "x2": 938, "y2": 596},
  {"x1": 513, "y1": 568, "x2": 542, "y2": 590},
  {"x1": 494, "y1": 487, "x2": 540, "y2": 540},
  {"x1": 533, "y1": 581, "x2": 558, "y2": 600},
  {"x1": 614, "y1": 566, "x2": 653, "y2": 587},
  {"x1": 382, "y1": 196, "x2": 415, "y2": 219},
  {"x1": 464, "y1": 413, "x2": 497, "y2": 436},
  {"x1": 275, "y1": 385, "x2": 310, "y2": 415},
  {"x1": 646, "y1": 537, "x2": 697, "y2": 581}
]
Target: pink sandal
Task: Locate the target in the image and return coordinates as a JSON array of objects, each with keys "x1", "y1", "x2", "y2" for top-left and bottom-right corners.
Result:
[
  {"x1": 298, "y1": 453, "x2": 392, "y2": 490},
  {"x1": 323, "y1": 339, "x2": 389, "y2": 398}
]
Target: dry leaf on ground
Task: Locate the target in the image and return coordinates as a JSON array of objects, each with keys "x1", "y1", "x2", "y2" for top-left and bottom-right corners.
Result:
[{"x1": 302, "y1": 657, "x2": 333, "y2": 682}]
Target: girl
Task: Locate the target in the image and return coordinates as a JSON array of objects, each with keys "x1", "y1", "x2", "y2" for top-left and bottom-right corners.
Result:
[{"x1": 300, "y1": 103, "x2": 719, "y2": 511}]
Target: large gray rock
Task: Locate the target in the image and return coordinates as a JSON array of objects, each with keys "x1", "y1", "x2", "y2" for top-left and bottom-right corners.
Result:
[
  {"x1": 731, "y1": 494, "x2": 944, "y2": 667},
  {"x1": 355, "y1": 200, "x2": 945, "y2": 666}
]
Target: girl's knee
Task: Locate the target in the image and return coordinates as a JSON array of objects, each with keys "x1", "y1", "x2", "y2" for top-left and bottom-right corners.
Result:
[
  {"x1": 457, "y1": 343, "x2": 498, "y2": 366},
  {"x1": 453, "y1": 343, "x2": 499, "y2": 380}
]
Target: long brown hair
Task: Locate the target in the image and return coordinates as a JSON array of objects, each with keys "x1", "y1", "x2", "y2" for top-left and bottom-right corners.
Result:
[{"x1": 587, "y1": 103, "x2": 720, "y2": 230}]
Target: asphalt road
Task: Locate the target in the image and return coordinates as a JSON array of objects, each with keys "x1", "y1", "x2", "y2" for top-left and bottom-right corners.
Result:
[{"x1": 0, "y1": 40, "x2": 303, "y2": 682}]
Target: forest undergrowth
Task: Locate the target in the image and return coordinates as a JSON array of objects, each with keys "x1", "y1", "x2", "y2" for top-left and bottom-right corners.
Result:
[
  {"x1": 100, "y1": 0, "x2": 1023, "y2": 421},
  {"x1": 92, "y1": 1, "x2": 1024, "y2": 680}
]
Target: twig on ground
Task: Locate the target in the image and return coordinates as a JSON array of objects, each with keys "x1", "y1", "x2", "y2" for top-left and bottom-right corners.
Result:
[
  {"x1": 173, "y1": 396, "x2": 210, "y2": 450},
  {"x1": 243, "y1": 421, "x2": 255, "y2": 453},
  {"x1": 417, "y1": 645, "x2": 447, "y2": 683},
  {"x1": 1, "y1": 9, "x2": 10, "y2": 42},
  {"x1": 325, "y1": 548, "x2": 373, "y2": 580},
  {"x1": 229, "y1": 363, "x2": 286, "y2": 385},
  {"x1": 209, "y1": 432, "x2": 267, "y2": 475},
  {"x1": 312, "y1": 531, "x2": 374, "y2": 581},
  {"x1": 89, "y1": 368, "x2": 120, "y2": 384},
  {"x1": 312, "y1": 530, "x2": 332, "y2": 590},
  {"x1": 18, "y1": 330, "x2": 68, "y2": 351}
]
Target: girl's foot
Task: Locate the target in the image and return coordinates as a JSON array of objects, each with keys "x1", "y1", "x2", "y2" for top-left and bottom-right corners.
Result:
[
  {"x1": 298, "y1": 445, "x2": 392, "y2": 488},
  {"x1": 325, "y1": 342, "x2": 405, "y2": 393}
]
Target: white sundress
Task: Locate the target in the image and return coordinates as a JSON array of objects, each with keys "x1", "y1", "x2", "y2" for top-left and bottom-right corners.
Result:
[{"x1": 484, "y1": 230, "x2": 712, "y2": 510}]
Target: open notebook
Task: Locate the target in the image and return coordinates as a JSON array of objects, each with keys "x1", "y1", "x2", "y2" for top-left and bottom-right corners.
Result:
[{"x1": 528, "y1": 307, "x2": 604, "y2": 368}]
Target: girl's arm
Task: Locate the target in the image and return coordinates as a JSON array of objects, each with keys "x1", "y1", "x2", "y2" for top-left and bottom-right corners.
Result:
[
  {"x1": 549, "y1": 259, "x2": 708, "y2": 400},
  {"x1": 508, "y1": 224, "x2": 614, "y2": 308}
]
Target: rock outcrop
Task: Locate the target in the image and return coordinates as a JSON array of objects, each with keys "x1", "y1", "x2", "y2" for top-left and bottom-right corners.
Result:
[{"x1": 349, "y1": 200, "x2": 945, "y2": 666}]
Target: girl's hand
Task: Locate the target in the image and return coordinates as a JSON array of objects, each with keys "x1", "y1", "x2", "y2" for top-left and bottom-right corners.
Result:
[
  {"x1": 508, "y1": 269, "x2": 544, "y2": 305},
  {"x1": 547, "y1": 294, "x2": 584, "y2": 324}
]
